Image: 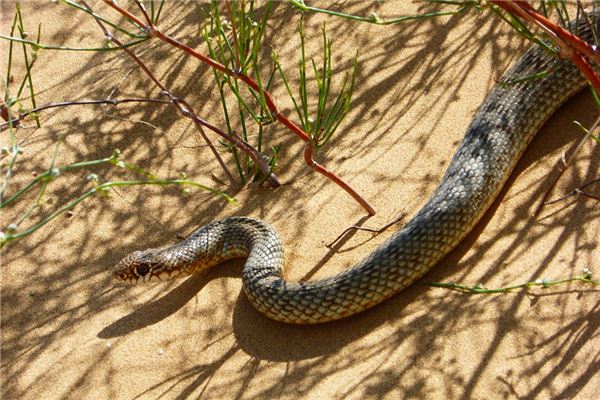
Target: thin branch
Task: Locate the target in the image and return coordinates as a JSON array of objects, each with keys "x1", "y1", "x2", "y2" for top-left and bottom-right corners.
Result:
[
  {"x1": 578, "y1": 191, "x2": 600, "y2": 202},
  {"x1": 0, "y1": 178, "x2": 234, "y2": 247},
  {"x1": 60, "y1": 0, "x2": 146, "y2": 38},
  {"x1": 288, "y1": 0, "x2": 473, "y2": 25},
  {"x1": 0, "y1": 33, "x2": 148, "y2": 51},
  {"x1": 542, "y1": 178, "x2": 600, "y2": 206},
  {"x1": 134, "y1": 1, "x2": 153, "y2": 27},
  {"x1": 102, "y1": 0, "x2": 148, "y2": 29},
  {"x1": 303, "y1": 144, "x2": 376, "y2": 215},
  {"x1": 0, "y1": 98, "x2": 170, "y2": 131},
  {"x1": 430, "y1": 271, "x2": 599, "y2": 294},
  {"x1": 326, "y1": 213, "x2": 405, "y2": 248}
]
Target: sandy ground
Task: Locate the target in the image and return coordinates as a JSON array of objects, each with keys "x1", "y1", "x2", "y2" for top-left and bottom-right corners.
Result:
[{"x1": 1, "y1": 1, "x2": 599, "y2": 399}]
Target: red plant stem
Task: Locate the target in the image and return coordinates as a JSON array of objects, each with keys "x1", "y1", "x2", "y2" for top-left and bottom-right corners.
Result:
[
  {"x1": 145, "y1": 27, "x2": 313, "y2": 138},
  {"x1": 104, "y1": 0, "x2": 147, "y2": 28},
  {"x1": 101, "y1": 0, "x2": 376, "y2": 215},
  {"x1": 303, "y1": 145, "x2": 375, "y2": 215},
  {"x1": 569, "y1": 49, "x2": 600, "y2": 92},
  {"x1": 155, "y1": 26, "x2": 315, "y2": 145},
  {"x1": 490, "y1": 0, "x2": 600, "y2": 95},
  {"x1": 503, "y1": 1, "x2": 600, "y2": 64}
]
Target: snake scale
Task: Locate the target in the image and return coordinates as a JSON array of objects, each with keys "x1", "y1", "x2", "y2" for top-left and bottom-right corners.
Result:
[{"x1": 114, "y1": 16, "x2": 596, "y2": 324}]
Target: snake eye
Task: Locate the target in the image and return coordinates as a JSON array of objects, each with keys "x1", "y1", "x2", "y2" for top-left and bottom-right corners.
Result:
[{"x1": 136, "y1": 264, "x2": 150, "y2": 276}]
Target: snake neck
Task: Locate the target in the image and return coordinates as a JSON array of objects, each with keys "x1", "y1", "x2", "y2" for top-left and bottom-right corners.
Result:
[{"x1": 178, "y1": 217, "x2": 285, "y2": 277}]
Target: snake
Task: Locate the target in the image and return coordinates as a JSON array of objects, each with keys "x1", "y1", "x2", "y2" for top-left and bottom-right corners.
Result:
[{"x1": 113, "y1": 16, "x2": 597, "y2": 324}]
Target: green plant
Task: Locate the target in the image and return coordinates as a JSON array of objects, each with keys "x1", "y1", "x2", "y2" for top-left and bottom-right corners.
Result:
[{"x1": 1, "y1": 0, "x2": 597, "y2": 263}]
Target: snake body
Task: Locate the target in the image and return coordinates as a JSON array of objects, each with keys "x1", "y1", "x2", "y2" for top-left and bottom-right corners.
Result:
[{"x1": 114, "y1": 19, "x2": 595, "y2": 324}]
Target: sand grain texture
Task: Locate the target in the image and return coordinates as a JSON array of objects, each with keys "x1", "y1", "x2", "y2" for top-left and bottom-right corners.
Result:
[{"x1": 1, "y1": 2, "x2": 599, "y2": 399}]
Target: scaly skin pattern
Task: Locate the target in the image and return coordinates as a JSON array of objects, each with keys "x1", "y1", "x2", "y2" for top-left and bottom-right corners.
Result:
[{"x1": 113, "y1": 19, "x2": 595, "y2": 324}]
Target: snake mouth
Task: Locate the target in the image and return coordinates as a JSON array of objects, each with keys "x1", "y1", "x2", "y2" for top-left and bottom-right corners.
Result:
[
  {"x1": 112, "y1": 262, "x2": 146, "y2": 284},
  {"x1": 112, "y1": 267, "x2": 182, "y2": 284},
  {"x1": 112, "y1": 271, "x2": 137, "y2": 285}
]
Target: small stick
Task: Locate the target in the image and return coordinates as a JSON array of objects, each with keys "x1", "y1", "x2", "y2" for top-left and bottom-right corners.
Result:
[
  {"x1": 542, "y1": 178, "x2": 600, "y2": 206},
  {"x1": 134, "y1": 1, "x2": 153, "y2": 27},
  {"x1": 0, "y1": 98, "x2": 170, "y2": 131},
  {"x1": 326, "y1": 213, "x2": 405, "y2": 248}
]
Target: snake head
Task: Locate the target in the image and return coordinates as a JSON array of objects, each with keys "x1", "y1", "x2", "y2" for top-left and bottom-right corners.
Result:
[{"x1": 113, "y1": 248, "x2": 165, "y2": 284}]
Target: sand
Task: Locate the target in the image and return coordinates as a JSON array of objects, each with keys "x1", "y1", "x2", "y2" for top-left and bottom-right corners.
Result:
[{"x1": 1, "y1": 1, "x2": 598, "y2": 399}]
